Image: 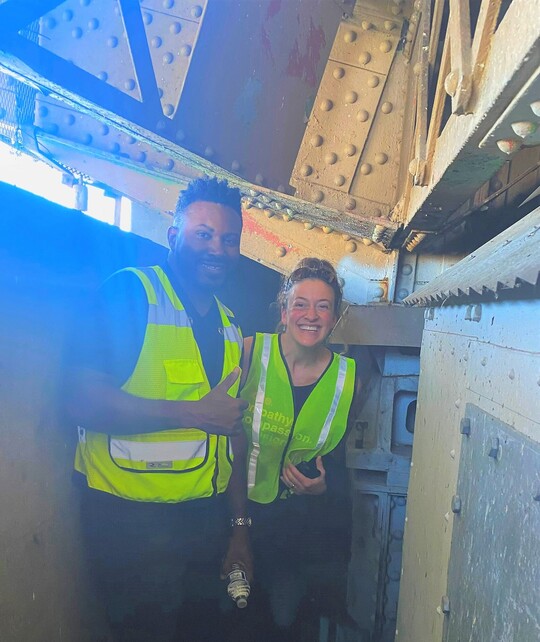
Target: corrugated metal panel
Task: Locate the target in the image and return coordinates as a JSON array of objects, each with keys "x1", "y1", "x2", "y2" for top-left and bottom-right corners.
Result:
[{"x1": 404, "y1": 206, "x2": 540, "y2": 306}]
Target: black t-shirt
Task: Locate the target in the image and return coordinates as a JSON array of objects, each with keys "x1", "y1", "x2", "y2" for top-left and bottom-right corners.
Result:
[{"x1": 78, "y1": 264, "x2": 230, "y2": 388}]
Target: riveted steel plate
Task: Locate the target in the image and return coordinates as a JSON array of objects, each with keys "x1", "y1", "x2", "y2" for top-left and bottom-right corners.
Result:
[{"x1": 446, "y1": 405, "x2": 540, "y2": 642}]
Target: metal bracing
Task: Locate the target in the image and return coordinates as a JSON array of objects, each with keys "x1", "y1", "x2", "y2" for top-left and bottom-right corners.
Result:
[{"x1": 400, "y1": 0, "x2": 540, "y2": 247}]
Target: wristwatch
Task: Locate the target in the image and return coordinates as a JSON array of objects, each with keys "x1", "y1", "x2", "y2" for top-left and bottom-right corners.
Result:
[{"x1": 230, "y1": 517, "x2": 252, "y2": 527}]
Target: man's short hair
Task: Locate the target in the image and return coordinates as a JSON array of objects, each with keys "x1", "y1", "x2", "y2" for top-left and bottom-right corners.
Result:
[{"x1": 173, "y1": 177, "x2": 242, "y2": 226}]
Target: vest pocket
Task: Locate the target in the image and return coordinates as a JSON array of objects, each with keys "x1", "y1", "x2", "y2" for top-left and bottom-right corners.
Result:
[
  {"x1": 109, "y1": 429, "x2": 210, "y2": 473},
  {"x1": 164, "y1": 358, "x2": 206, "y2": 400}
]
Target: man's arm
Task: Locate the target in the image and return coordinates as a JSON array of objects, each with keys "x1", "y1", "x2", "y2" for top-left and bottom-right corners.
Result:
[
  {"x1": 221, "y1": 427, "x2": 253, "y2": 581},
  {"x1": 67, "y1": 366, "x2": 247, "y2": 436}
]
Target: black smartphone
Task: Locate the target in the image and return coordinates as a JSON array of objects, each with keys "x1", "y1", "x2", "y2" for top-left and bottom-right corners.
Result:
[{"x1": 296, "y1": 459, "x2": 321, "y2": 479}]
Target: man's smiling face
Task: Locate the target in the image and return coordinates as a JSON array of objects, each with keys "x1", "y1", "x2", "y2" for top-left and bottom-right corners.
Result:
[{"x1": 167, "y1": 200, "x2": 242, "y2": 290}]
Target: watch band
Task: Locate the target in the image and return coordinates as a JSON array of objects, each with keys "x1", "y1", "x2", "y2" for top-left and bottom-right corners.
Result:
[{"x1": 230, "y1": 517, "x2": 252, "y2": 527}]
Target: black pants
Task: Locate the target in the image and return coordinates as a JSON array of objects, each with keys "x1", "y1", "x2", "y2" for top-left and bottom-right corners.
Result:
[{"x1": 80, "y1": 488, "x2": 228, "y2": 642}]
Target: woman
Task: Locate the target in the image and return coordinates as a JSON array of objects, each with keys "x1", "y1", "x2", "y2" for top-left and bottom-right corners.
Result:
[{"x1": 239, "y1": 257, "x2": 357, "y2": 639}]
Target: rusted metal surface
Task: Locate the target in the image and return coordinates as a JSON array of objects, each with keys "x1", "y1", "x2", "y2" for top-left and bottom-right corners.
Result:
[{"x1": 404, "y1": 205, "x2": 540, "y2": 305}]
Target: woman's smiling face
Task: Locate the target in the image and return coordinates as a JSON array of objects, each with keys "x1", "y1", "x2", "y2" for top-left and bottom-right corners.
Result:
[{"x1": 281, "y1": 278, "x2": 337, "y2": 348}]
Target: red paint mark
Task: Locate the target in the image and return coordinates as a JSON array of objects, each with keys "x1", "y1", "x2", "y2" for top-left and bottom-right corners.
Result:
[
  {"x1": 266, "y1": 0, "x2": 282, "y2": 21},
  {"x1": 285, "y1": 18, "x2": 326, "y2": 87},
  {"x1": 242, "y1": 210, "x2": 299, "y2": 253}
]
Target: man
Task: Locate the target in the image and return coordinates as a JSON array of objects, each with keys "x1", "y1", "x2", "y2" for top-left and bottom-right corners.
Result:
[{"x1": 68, "y1": 177, "x2": 252, "y2": 641}]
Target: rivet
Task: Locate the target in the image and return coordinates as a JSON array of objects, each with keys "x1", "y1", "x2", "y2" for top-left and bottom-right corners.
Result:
[
  {"x1": 107, "y1": 36, "x2": 119, "y2": 48},
  {"x1": 358, "y1": 52, "x2": 371, "y2": 65},
  {"x1": 72, "y1": 27, "x2": 83, "y2": 39},
  {"x1": 231, "y1": 160, "x2": 241, "y2": 172},
  {"x1": 375, "y1": 152, "x2": 388, "y2": 165},
  {"x1": 191, "y1": 5, "x2": 203, "y2": 18},
  {"x1": 265, "y1": 209, "x2": 274, "y2": 218},
  {"x1": 97, "y1": 71, "x2": 108, "y2": 81},
  {"x1": 441, "y1": 596, "x2": 450, "y2": 615},
  {"x1": 401, "y1": 263, "x2": 413, "y2": 275},
  {"x1": 80, "y1": 0, "x2": 91, "y2": 5},
  {"x1": 391, "y1": 6, "x2": 402, "y2": 16},
  {"x1": 530, "y1": 101, "x2": 540, "y2": 117},
  {"x1": 344, "y1": 144, "x2": 357, "y2": 156},
  {"x1": 170, "y1": 22, "x2": 182, "y2": 34},
  {"x1": 379, "y1": 40, "x2": 392, "y2": 53},
  {"x1": 413, "y1": 62, "x2": 422, "y2": 76},
  {"x1": 98, "y1": 124, "x2": 109, "y2": 135},
  {"x1": 451, "y1": 495, "x2": 461, "y2": 514},
  {"x1": 83, "y1": 133, "x2": 93, "y2": 145},
  {"x1": 282, "y1": 213, "x2": 292, "y2": 222},
  {"x1": 481, "y1": 357, "x2": 487, "y2": 366},
  {"x1": 163, "y1": 0, "x2": 174, "y2": 8},
  {"x1": 124, "y1": 79, "x2": 136, "y2": 91},
  {"x1": 320, "y1": 99, "x2": 333, "y2": 111},
  {"x1": 488, "y1": 437, "x2": 502, "y2": 460},
  {"x1": 322, "y1": 226, "x2": 333, "y2": 234},
  {"x1": 156, "y1": 119, "x2": 167, "y2": 131},
  {"x1": 345, "y1": 91, "x2": 358, "y2": 104},
  {"x1": 362, "y1": 238, "x2": 373, "y2": 246},
  {"x1": 65, "y1": 114, "x2": 76, "y2": 126},
  {"x1": 276, "y1": 246, "x2": 287, "y2": 257},
  {"x1": 313, "y1": 190, "x2": 324, "y2": 203},
  {"x1": 357, "y1": 109, "x2": 370, "y2": 122},
  {"x1": 460, "y1": 418, "x2": 471, "y2": 436},
  {"x1": 508, "y1": 369, "x2": 515, "y2": 380},
  {"x1": 510, "y1": 121, "x2": 537, "y2": 139},
  {"x1": 334, "y1": 175, "x2": 346, "y2": 186},
  {"x1": 175, "y1": 129, "x2": 185, "y2": 142},
  {"x1": 163, "y1": 52, "x2": 174, "y2": 64},
  {"x1": 346, "y1": 241, "x2": 357, "y2": 253},
  {"x1": 361, "y1": 20, "x2": 373, "y2": 30},
  {"x1": 345, "y1": 197, "x2": 356, "y2": 210},
  {"x1": 62, "y1": 9, "x2": 74, "y2": 21},
  {"x1": 454, "y1": 399, "x2": 461, "y2": 408},
  {"x1": 311, "y1": 134, "x2": 324, "y2": 147},
  {"x1": 344, "y1": 30, "x2": 357, "y2": 43},
  {"x1": 496, "y1": 139, "x2": 520, "y2": 155},
  {"x1": 88, "y1": 18, "x2": 99, "y2": 30},
  {"x1": 300, "y1": 164, "x2": 313, "y2": 177},
  {"x1": 180, "y1": 44, "x2": 192, "y2": 57},
  {"x1": 165, "y1": 159, "x2": 175, "y2": 170},
  {"x1": 203, "y1": 146, "x2": 213, "y2": 158},
  {"x1": 384, "y1": 20, "x2": 397, "y2": 30},
  {"x1": 304, "y1": 222, "x2": 314, "y2": 230},
  {"x1": 397, "y1": 288, "x2": 409, "y2": 299},
  {"x1": 143, "y1": 12, "x2": 153, "y2": 25},
  {"x1": 342, "y1": 234, "x2": 351, "y2": 241},
  {"x1": 360, "y1": 163, "x2": 372, "y2": 175},
  {"x1": 44, "y1": 17, "x2": 57, "y2": 29},
  {"x1": 450, "y1": 449, "x2": 456, "y2": 459},
  {"x1": 254, "y1": 174, "x2": 263, "y2": 186},
  {"x1": 444, "y1": 70, "x2": 458, "y2": 96},
  {"x1": 110, "y1": 142, "x2": 120, "y2": 154},
  {"x1": 126, "y1": 135, "x2": 136, "y2": 144},
  {"x1": 368, "y1": 76, "x2": 380, "y2": 88},
  {"x1": 151, "y1": 36, "x2": 163, "y2": 48},
  {"x1": 277, "y1": 185, "x2": 286, "y2": 193},
  {"x1": 333, "y1": 66, "x2": 345, "y2": 80},
  {"x1": 374, "y1": 208, "x2": 383, "y2": 217},
  {"x1": 164, "y1": 104, "x2": 174, "y2": 116},
  {"x1": 381, "y1": 101, "x2": 393, "y2": 114},
  {"x1": 325, "y1": 152, "x2": 338, "y2": 165}
]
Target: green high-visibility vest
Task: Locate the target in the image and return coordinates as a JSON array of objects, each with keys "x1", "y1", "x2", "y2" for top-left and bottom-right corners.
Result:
[
  {"x1": 241, "y1": 333, "x2": 356, "y2": 504},
  {"x1": 74, "y1": 265, "x2": 243, "y2": 503}
]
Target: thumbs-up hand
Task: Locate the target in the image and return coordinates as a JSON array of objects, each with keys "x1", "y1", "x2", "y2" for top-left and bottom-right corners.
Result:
[{"x1": 196, "y1": 367, "x2": 248, "y2": 436}]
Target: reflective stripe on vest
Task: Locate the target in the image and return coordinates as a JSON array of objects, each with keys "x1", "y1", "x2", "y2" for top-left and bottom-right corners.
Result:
[
  {"x1": 241, "y1": 333, "x2": 355, "y2": 504},
  {"x1": 74, "y1": 265, "x2": 242, "y2": 502}
]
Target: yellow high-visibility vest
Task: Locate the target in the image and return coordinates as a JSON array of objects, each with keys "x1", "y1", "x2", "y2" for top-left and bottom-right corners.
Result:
[
  {"x1": 75, "y1": 265, "x2": 243, "y2": 503},
  {"x1": 241, "y1": 333, "x2": 356, "y2": 504}
]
